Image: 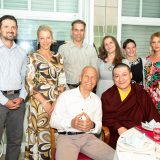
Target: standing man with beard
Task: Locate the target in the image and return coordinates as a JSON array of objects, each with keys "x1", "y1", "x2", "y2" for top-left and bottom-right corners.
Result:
[
  {"x1": 58, "y1": 19, "x2": 98, "y2": 89},
  {"x1": 0, "y1": 15, "x2": 27, "y2": 160}
]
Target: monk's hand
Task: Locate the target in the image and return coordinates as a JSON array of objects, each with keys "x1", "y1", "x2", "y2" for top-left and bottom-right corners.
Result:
[{"x1": 118, "y1": 127, "x2": 127, "y2": 135}]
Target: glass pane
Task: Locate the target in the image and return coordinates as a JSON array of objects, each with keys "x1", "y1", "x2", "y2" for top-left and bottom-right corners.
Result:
[
  {"x1": 142, "y1": 0, "x2": 160, "y2": 18},
  {"x1": 31, "y1": 0, "x2": 54, "y2": 12},
  {"x1": 57, "y1": 0, "x2": 78, "y2": 13},
  {"x1": 4, "y1": 0, "x2": 28, "y2": 10},
  {"x1": 17, "y1": 19, "x2": 71, "y2": 52},
  {"x1": 121, "y1": 25, "x2": 160, "y2": 57},
  {"x1": 122, "y1": 0, "x2": 140, "y2": 17}
]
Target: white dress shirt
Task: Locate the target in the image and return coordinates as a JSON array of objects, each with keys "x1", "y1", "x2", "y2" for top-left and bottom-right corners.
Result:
[
  {"x1": 0, "y1": 39, "x2": 27, "y2": 105},
  {"x1": 50, "y1": 87, "x2": 102, "y2": 134}
]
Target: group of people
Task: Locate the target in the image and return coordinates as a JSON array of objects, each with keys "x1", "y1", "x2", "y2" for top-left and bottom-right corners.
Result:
[
  {"x1": 96, "y1": 34, "x2": 160, "y2": 110},
  {"x1": 0, "y1": 14, "x2": 159, "y2": 160}
]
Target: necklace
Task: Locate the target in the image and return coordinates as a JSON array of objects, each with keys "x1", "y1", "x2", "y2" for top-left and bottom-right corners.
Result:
[
  {"x1": 108, "y1": 65, "x2": 114, "y2": 71},
  {"x1": 105, "y1": 62, "x2": 114, "y2": 71}
]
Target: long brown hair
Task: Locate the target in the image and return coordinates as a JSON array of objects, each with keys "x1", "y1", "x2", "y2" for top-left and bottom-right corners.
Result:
[{"x1": 99, "y1": 35, "x2": 123, "y2": 65}]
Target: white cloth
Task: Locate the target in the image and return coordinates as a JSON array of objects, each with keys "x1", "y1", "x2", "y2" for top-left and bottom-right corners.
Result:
[
  {"x1": 0, "y1": 39, "x2": 27, "y2": 105},
  {"x1": 50, "y1": 87, "x2": 102, "y2": 134},
  {"x1": 58, "y1": 41, "x2": 98, "y2": 84},
  {"x1": 141, "y1": 119, "x2": 160, "y2": 131},
  {"x1": 114, "y1": 128, "x2": 156, "y2": 160}
]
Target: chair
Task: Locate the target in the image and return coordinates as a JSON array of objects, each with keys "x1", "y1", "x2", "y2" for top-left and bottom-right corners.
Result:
[{"x1": 50, "y1": 126, "x2": 110, "y2": 160}]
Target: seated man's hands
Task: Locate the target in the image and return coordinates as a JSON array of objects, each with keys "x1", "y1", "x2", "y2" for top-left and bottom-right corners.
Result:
[{"x1": 71, "y1": 112, "x2": 94, "y2": 132}]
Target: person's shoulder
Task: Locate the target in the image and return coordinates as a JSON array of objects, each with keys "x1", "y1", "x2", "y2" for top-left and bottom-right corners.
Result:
[
  {"x1": 132, "y1": 83, "x2": 146, "y2": 93},
  {"x1": 59, "y1": 88, "x2": 77, "y2": 97},
  {"x1": 97, "y1": 58, "x2": 103, "y2": 64},
  {"x1": 59, "y1": 41, "x2": 72, "y2": 49},
  {"x1": 101, "y1": 85, "x2": 116, "y2": 98},
  {"x1": 90, "y1": 92, "x2": 101, "y2": 103},
  {"x1": 15, "y1": 43, "x2": 25, "y2": 52},
  {"x1": 84, "y1": 43, "x2": 95, "y2": 50},
  {"x1": 122, "y1": 58, "x2": 129, "y2": 64},
  {"x1": 140, "y1": 57, "x2": 147, "y2": 65}
]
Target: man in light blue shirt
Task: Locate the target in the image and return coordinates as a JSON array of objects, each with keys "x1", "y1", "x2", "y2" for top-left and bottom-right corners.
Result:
[{"x1": 0, "y1": 15, "x2": 27, "y2": 160}]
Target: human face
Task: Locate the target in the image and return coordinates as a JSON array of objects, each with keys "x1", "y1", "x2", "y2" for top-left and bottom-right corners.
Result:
[
  {"x1": 104, "y1": 37, "x2": 116, "y2": 54},
  {"x1": 113, "y1": 67, "x2": 132, "y2": 92},
  {"x1": 124, "y1": 42, "x2": 136, "y2": 58},
  {"x1": 0, "y1": 19, "x2": 17, "y2": 41},
  {"x1": 151, "y1": 36, "x2": 160, "y2": 54},
  {"x1": 38, "y1": 30, "x2": 52, "y2": 51},
  {"x1": 71, "y1": 23, "x2": 85, "y2": 43},
  {"x1": 80, "y1": 67, "x2": 97, "y2": 92}
]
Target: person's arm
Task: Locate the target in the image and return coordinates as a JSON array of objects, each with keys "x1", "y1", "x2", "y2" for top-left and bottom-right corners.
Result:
[
  {"x1": 89, "y1": 98, "x2": 102, "y2": 134},
  {"x1": 13, "y1": 55, "x2": 28, "y2": 107},
  {"x1": 19, "y1": 54, "x2": 28, "y2": 101},
  {"x1": 102, "y1": 93, "x2": 124, "y2": 132},
  {"x1": 90, "y1": 46, "x2": 98, "y2": 70},
  {"x1": 57, "y1": 54, "x2": 66, "y2": 92},
  {"x1": 0, "y1": 91, "x2": 9, "y2": 105},
  {"x1": 50, "y1": 92, "x2": 72, "y2": 130},
  {"x1": 25, "y1": 54, "x2": 53, "y2": 114}
]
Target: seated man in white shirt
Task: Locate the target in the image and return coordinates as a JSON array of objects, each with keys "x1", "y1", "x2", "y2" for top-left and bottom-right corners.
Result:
[{"x1": 50, "y1": 66, "x2": 115, "y2": 160}]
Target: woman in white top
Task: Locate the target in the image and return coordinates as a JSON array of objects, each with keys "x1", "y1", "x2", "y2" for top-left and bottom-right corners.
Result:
[{"x1": 96, "y1": 35, "x2": 123, "y2": 98}]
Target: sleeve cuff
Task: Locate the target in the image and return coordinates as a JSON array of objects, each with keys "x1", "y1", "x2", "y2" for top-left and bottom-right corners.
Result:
[{"x1": 0, "y1": 96, "x2": 8, "y2": 105}]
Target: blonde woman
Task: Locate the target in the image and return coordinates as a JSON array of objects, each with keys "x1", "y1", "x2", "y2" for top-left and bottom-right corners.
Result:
[
  {"x1": 144, "y1": 32, "x2": 160, "y2": 112},
  {"x1": 25, "y1": 25, "x2": 66, "y2": 159}
]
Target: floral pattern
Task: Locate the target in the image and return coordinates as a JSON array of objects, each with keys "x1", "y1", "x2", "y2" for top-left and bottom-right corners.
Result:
[{"x1": 144, "y1": 56, "x2": 160, "y2": 111}]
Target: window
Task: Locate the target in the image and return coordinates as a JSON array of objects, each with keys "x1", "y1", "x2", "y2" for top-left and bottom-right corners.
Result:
[{"x1": 118, "y1": 0, "x2": 160, "y2": 57}]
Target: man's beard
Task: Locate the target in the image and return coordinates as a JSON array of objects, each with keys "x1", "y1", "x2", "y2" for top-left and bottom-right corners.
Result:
[{"x1": 4, "y1": 32, "x2": 16, "y2": 41}]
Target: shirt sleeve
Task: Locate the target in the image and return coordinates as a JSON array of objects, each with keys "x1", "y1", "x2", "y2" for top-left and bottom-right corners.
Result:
[
  {"x1": 0, "y1": 91, "x2": 9, "y2": 105},
  {"x1": 90, "y1": 46, "x2": 98, "y2": 70},
  {"x1": 90, "y1": 98, "x2": 102, "y2": 134},
  {"x1": 19, "y1": 55, "x2": 28, "y2": 100},
  {"x1": 50, "y1": 92, "x2": 72, "y2": 130}
]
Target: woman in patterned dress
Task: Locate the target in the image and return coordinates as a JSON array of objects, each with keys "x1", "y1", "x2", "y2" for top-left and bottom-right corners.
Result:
[
  {"x1": 25, "y1": 25, "x2": 66, "y2": 159},
  {"x1": 144, "y1": 32, "x2": 160, "y2": 112}
]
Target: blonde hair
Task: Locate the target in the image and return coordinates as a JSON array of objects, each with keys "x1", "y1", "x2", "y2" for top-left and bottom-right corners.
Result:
[
  {"x1": 150, "y1": 32, "x2": 160, "y2": 44},
  {"x1": 37, "y1": 25, "x2": 54, "y2": 40}
]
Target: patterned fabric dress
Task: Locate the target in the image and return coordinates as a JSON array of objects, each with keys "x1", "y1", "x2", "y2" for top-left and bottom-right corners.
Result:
[
  {"x1": 144, "y1": 56, "x2": 160, "y2": 111},
  {"x1": 25, "y1": 51, "x2": 66, "y2": 160}
]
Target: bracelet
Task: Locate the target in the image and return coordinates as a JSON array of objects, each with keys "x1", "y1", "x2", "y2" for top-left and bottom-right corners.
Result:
[{"x1": 41, "y1": 100, "x2": 51, "y2": 107}]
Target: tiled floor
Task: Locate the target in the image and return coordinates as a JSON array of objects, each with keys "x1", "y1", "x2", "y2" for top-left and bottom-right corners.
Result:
[{"x1": 0, "y1": 153, "x2": 24, "y2": 160}]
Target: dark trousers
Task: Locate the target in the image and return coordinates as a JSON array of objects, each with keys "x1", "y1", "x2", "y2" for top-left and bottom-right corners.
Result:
[{"x1": 0, "y1": 94, "x2": 25, "y2": 160}]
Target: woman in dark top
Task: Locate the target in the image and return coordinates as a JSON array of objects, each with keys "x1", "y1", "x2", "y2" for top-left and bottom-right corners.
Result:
[{"x1": 122, "y1": 39, "x2": 146, "y2": 85}]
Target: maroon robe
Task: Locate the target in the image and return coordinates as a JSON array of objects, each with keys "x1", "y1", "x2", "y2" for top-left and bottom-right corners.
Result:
[{"x1": 101, "y1": 83, "x2": 160, "y2": 149}]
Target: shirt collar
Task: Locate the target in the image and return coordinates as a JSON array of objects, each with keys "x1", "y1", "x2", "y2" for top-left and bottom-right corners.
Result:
[
  {"x1": 69, "y1": 41, "x2": 88, "y2": 49},
  {"x1": 76, "y1": 86, "x2": 92, "y2": 99},
  {"x1": 0, "y1": 38, "x2": 17, "y2": 49}
]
